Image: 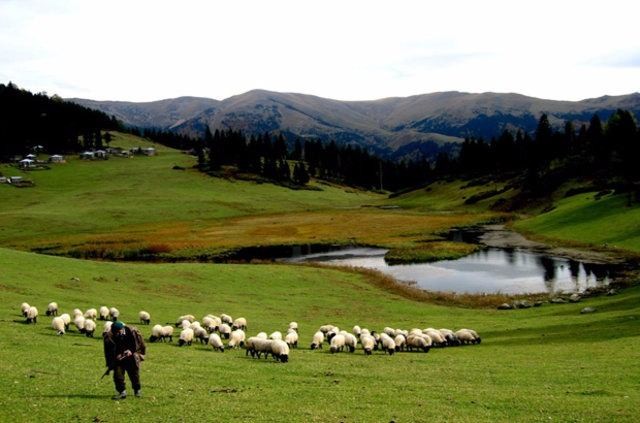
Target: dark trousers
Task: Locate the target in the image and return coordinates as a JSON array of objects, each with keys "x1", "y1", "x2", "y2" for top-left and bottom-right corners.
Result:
[{"x1": 113, "y1": 359, "x2": 141, "y2": 393}]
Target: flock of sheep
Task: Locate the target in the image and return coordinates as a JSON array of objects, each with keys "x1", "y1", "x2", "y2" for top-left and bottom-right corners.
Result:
[{"x1": 21, "y1": 302, "x2": 481, "y2": 363}]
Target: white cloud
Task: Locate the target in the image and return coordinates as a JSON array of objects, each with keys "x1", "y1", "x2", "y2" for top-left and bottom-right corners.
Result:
[{"x1": 1, "y1": 0, "x2": 638, "y2": 101}]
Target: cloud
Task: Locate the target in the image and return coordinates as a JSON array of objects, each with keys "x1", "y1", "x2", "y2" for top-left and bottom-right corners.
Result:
[{"x1": 587, "y1": 50, "x2": 640, "y2": 68}]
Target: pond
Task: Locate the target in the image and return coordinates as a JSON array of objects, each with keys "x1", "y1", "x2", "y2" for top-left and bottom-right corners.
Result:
[{"x1": 281, "y1": 245, "x2": 620, "y2": 295}]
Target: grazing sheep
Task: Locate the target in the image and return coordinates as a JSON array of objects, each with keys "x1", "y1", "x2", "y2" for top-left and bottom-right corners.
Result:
[
  {"x1": 439, "y1": 328, "x2": 460, "y2": 346},
  {"x1": 285, "y1": 330, "x2": 299, "y2": 348},
  {"x1": 219, "y1": 323, "x2": 232, "y2": 339},
  {"x1": 51, "y1": 316, "x2": 65, "y2": 335},
  {"x1": 288, "y1": 321, "x2": 298, "y2": 332},
  {"x1": 72, "y1": 308, "x2": 83, "y2": 317},
  {"x1": 326, "y1": 328, "x2": 340, "y2": 343},
  {"x1": 228, "y1": 329, "x2": 246, "y2": 349},
  {"x1": 99, "y1": 306, "x2": 110, "y2": 320},
  {"x1": 161, "y1": 326, "x2": 174, "y2": 342},
  {"x1": 73, "y1": 314, "x2": 86, "y2": 333},
  {"x1": 343, "y1": 333, "x2": 358, "y2": 352},
  {"x1": 269, "y1": 331, "x2": 282, "y2": 341},
  {"x1": 455, "y1": 329, "x2": 481, "y2": 345},
  {"x1": 103, "y1": 321, "x2": 113, "y2": 334},
  {"x1": 150, "y1": 324, "x2": 164, "y2": 342},
  {"x1": 26, "y1": 306, "x2": 38, "y2": 324},
  {"x1": 60, "y1": 313, "x2": 71, "y2": 330},
  {"x1": 406, "y1": 334, "x2": 431, "y2": 352},
  {"x1": 361, "y1": 334, "x2": 375, "y2": 355},
  {"x1": 180, "y1": 319, "x2": 191, "y2": 330},
  {"x1": 380, "y1": 333, "x2": 396, "y2": 355},
  {"x1": 220, "y1": 313, "x2": 233, "y2": 325},
  {"x1": 232, "y1": 317, "x2": 247, "y2": 331},
  {"x1": 190, "y1": 321, "x2": 202, "y2": 330},
  {"x1": 109, "y1": 307, "x2": 119, "y2": 321},
  {"x1": 178, "y1": 328, "x2": 194, "y2": 346},
  {"x1": 360, "y1": 328, "x2": 370, "y2": 337},
  {"x1": 394, "y1": 334, "x2": 406, "y2": 352},
  {"x1": 84, "y1": 308, "x2": 97, "y2": 320},
  {"x1": 175, "y1": 314, "x2": 195, "y2": 327},
  {"x1": 208, "y1": 333, "x2": 224, "y2": 352},
  {"x1": 270, "y1": 340, "x2": 290, "y2": 363},
  {"x1": 84, "y1": 319, "x2": 96, "y2": 337},
  {"x1": 352, "y1": 325, "x2": 362, "y2": 337},
  {"x1": 319, "y1": 324, "x2": 335, "y2": 334},
  {"x1": 423, "y1": 329, "x2": 447, "y2": 347},
  {"x1": 245, "y1": 337, "x2": 272, "y2": 359},
  {"x1": 203, "y1": 315, "x2": 221, "y2": 332},
  {"x1": 20, "y1": 302, "x2": 30, "y2": 317},
  {"x1": 310, "y1": 331, "x2": 324, "y2": 350},
  {"x1": 256, "y1": 332, "x2": 268, "y2": 340},
  {"x1": 46, "y1": 302, "x2": 58, "y2": 316},
  {"x1": 139, "y1": 311, "x2": 151, "y2": 325},
  {"x1": 383, "y1": 327, "x2": 395, "y2": 337},
  {"x1": 330, "y1": 334, "x2": 346, "y2": 353},
  {"x1": 193, "y1": 326, "x2": 208, "y2": 344}
]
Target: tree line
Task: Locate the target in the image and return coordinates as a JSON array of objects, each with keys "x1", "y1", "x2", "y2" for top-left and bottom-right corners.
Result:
[{"x1": 0, "y1": 82, "x2": 120, "y2": 160}]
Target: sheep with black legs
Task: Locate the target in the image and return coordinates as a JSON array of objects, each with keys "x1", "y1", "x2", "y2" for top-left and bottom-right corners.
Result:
[
  {"x1": 51, "y1": 316, "x2": 65, "y2": 335},
  {"x1": 160, "y1": 326, "x2": 174, "y2": 342},
  {"x1": 423, "y1": 328, "x2": 447, "y2": 347},
  {"x1": 203, "y1": 315, "x2": 221, "y2": 332},
  {"x1": 288, "y1": 321, "x2": 298, "y2": 332},
  {"x1": 394, "y1": 334, "x2": 406, "y2": 352},
  {"x1": 26, "y1": 306, "x2": 38, "y2": 324},
  {"x1": 84, "y1": 319, "x2": 96, "y2": 337},
  {"x1": 20, "y1": 302, "x2": 30, "y2": 317},
  {"x1": 270, "y1": 340, "x2": 290, "y2": 363},
  {"x1": 232, "y1": 317, "x2": 247, "y2": 331},
  {"x1": 99, "y1": 306, "x2": 110, "y2": 320},
  {"x1": 138, "y1": 311, "x2": 151, "y2": 325},
  {"x1": 109, "y1": 307, "x2": 119, "y2": 321},
  {"x1": 73, "y1": 314, "x2": 85, "y2": 333},
  {"x1": 46, "y1": 302, "x2": 58, "y2": 316},
  {"x1": 361, "y1": 334, "x2": 375, "y2": 355},
  {"x1": 60, "y1": 313, "x2": 71, "y2": 331},
  {"x1": 342, "y1": 331, "x2": 357, "y2": 352},
  {"x1": 194, "y1": 326, "x2": 209, "y2": 344},
  {"x1": 406, "y1": 334, "x2": 431, "y2": 352},
  {"x1": 330, "y1": 334, "x2": 346, "y2": 353},
  {"x1": 208, "y1": 333, "x2": 224, "y2": 352},
  {"x1": 352, "y1": 325, "x2": 362, "y2": 338},
  {"x1": 310, "y1": 331, "x2": 324, "y2": 350},
  {"x1": 228, "y1": 329, "x2": 246, "y2": 349},
  {"x1": 245, "y1": 337, "x2": 272, "y2": 359},
  {"x1": 150, "y1": 324, "x2": 163, "y2": 342},
  {"x1": 84, "y1": 308, "x2": 97, "y2": 320},
  {"x1": 455, "y1": 329, "x2": 481, "y2": 345},
  {"x1": 218, "y1": 323, "x2": 232, "y2": 339},
  {"x1": 220, "y1": 314, "x2": 233, "y2": 326},
  {"x1": 380, "y1": 333, "x2": 396, "y2": 355},
  {"x1": 285, "y1": 329, "x2": 298, "y2": 349},
  {"x1": 439, "y1": 328, "x2": 460, "y2": 346},
  {"x1": 269, "y1": 331, "x2": 282, "y2": 341},
  {"x1": 178, "y1": 328, "x2": 194, "y2": 346}
]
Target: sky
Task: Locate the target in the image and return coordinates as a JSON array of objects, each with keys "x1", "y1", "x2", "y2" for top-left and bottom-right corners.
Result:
[{"x1": 0, "y1": 0, "x2": 638, "y2": 102}]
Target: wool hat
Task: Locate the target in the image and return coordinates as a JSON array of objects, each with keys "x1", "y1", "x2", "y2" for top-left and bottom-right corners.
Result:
[{"x1": 112, "y1": 321, "x2": 125, "y2": 331}]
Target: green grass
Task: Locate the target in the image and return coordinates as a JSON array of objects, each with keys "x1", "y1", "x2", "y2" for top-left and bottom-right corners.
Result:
[
  {"x1": 0, "y1": 247, "x2": 638, "y2": 422},
  {"x1": 514, "y1": 192, "x2": 640, "y2": 254}
]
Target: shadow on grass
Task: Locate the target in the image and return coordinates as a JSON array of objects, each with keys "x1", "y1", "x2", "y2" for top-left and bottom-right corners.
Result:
[{"x1": 32, "y1": 393, "x2": 110, "y2": 399}]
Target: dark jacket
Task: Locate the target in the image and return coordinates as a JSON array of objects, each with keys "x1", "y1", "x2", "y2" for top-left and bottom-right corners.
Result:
[{"x1": 103, "y1": 326, "x2": 144, "y2": 369}]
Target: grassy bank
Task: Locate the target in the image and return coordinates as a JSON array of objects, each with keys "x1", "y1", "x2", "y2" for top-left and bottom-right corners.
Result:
[{"x1": 0, "y1": 247, "x2": 638, "y2": 421}]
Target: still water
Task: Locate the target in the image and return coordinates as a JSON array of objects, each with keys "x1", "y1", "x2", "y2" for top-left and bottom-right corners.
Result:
[{"x1": 283, "y1": 247, "x2": 615, "y2": 295}]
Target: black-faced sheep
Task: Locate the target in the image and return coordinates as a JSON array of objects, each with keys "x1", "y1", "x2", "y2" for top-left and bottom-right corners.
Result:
[
  {"x1": 51, "y1": 316, "x2": 65, "y2": 335},
  {"x1": 310, "y1": 331, "x2": 324, "y2": 350},
  {"x1": 178, "y1": 328, "x2": 194, "y2": 346},
  {"x1": 208, "y1": 333, "x2": 224, "y2": 352},
  {"x1": 26, "y1": 306, "x2": 38, "y2": 324},
  {"x1": 138, "y1": 311, "x2": 151, "y2": 325},
  {"x1": 46, "y1": 302, "x2": 58, "y2": 316}
]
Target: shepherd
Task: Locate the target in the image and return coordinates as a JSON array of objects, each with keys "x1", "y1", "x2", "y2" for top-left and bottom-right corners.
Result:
[{"x1": 103, "y1": 321, "x2": 146, "y2": 400}]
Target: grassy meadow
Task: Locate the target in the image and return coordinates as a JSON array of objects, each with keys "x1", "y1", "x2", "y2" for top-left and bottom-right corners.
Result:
[{"x1": 1, "y1": 247, "x2": 639, "y2": 422}]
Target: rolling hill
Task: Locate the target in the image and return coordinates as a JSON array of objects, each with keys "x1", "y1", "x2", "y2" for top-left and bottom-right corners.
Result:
[{"x1": 70, "y1": 90, "x2": 640, "y2": 158}]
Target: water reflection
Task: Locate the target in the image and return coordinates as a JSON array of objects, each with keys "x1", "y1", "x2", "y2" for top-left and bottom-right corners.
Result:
[{"x1": 284, "y1": 247, "x2": 618, "y2": 295}]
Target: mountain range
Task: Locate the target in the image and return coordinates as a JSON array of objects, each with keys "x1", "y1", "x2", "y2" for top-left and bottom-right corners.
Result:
[{"x1": 70, "y1": 90, "x2": 640, "y2": 159}]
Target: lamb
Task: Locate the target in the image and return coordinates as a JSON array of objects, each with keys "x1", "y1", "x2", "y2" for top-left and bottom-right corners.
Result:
[
  {"x1": 361, "y1": 334, "x2": 375, "y2": 355},
  {"x1": 455, "y1": 329, "x2": 481, "y2": 345},
  {"x1": 330, "y1": 334, "x2": 346, "y2": 353},
  {"x1": 310, "y1": 331, "x2": 324, "y2": 350},
  {"x1": 208, "y1": 333, "x2": 224, "y2": 352},
  {"x1": 394, "y1": 334, "x2": 406, "y2": 352},
  {"x1": 109, "y1": 307, "x2": 120, "y2": 320},
  {"x1": 84, "y1": 319, "x2": 96, "y2": 337},
  {"x1": 194, "y1": 326, "x2": 209, "y2": 344},
  {"x1": 288, "y1": 321, "x2": 298, "y2": 332},
  {"x1": 178, "y1": 328, "x2": 194, "y2": 346},
  {"x1": 99, "y1": 306, "x2": 110, "y2": 320},
  {"x1": 51, "y1": 316, "x2": 65, "y2": 335},
  {"x1": 20, "y1": 302, "x2": 30, "y2": 317},
  {"x1": 232, "y1": 317, "x2": 247, "y2": 331},
  {"x1": 343, "y1": 333, "x2": 358, "y2": 352},
  {"x1": 218, "y1": 323, "x2": 232, "y2": 339},
  {"x1": 60, "y1": 313, "x2": 71, "y2": 331},
  {"x1": 380, "y1": 333, "x2": 396, "y2": 355},
  {"x1": 270, "y1": 339, "x2": 290, "y2": 363},
  {"x1": 220, "y1": 313, "x2": 233, "y2": 325},
  {"x1": 139, "y1": 311, "x2": 151, "y2": 325},
  {"x1": 228, "y1": 329, "x2": 246, "y2": 349},
  {"x1": 26, "y1": 306, "x2": 38, "y2": 324},
  {"x1": 84, "y1": 308, "x2": 97, "y2": 320},
  {"x1": 285, "y1": 329, "x2": 299, "y2": 348},
  {"x1": 46, "y1": 302, "x2": 58, "y2": 316},
  {"x1": 269, "y1": 331, "x2": 282, "y2": 341},
  {"x1": 74, "y1": 314, "x2": 86, "y2": 333}
]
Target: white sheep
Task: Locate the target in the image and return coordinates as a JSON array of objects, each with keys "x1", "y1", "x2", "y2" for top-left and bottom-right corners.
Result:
[
  {"x1": 73, "y1": 308, "x2": 83, "y2": 317},
  {"x1": 20, "y1": 302, "x2": 30, "y2": 317},
  {"x1": 232, "y1": 317, "x2": 247, "y2": 331},
  {"x1": 178, "y1": 328, "x2": 194, "y2": 346},
  {"x1": 288, "y1": 321, "x2": 298, "y2": 332},
  {"x1": 256, "y1": 332, "x2": 268, "y2": 340},
  {"x1": 219, "y1": 323, "x2": 232, "y2": 339},
  {"x1": 84, "y1": 308, "x2": 97, "y2": 320},
  {"x1": 139, "y1": 311, "x2": 151, "y2": 325},
  {"x1": 319, "y1": 324, "x2": 334, "y2": 334},
  {"x1": 394, "y1": 334, "x2": 406, "y2": 352},
  {"x1": 194, "y1": 326, "x2": 209, "y2": 344},
  {"x1": 344, "y1": 333, "x2": 358, "y2": 352},
  {"x1": 99, "y1": 306, "x2": 110, "y2": 320},
  {"x1": 161, "y1": 326, "x2": 174, "y2": 342},
  {"x1": 208, "y1": 333, "x2": 224, "y2": 352},
  {"x1": 84, "y1": 319, "x2": 96, "y2": 337},
  {"x1": 455, "y1": 329, "x2": 481, "y2": 345},
  {"x1": 270, "y1": 339, "x2": 290, "y2": 363},
  {"x1": 383, "y1": 327, "x2": 395, "y2": 337},
  {"x1": 190, "y1": 321, "x2": 202, "y2": 330},
  {"x1": 74, "y1": 314, "x2": 86, "y2": 332},
  {"x1": 285, "y1": 330, "x2": 299, "y2": 348},
  {"x1": 423, "y1": 329, "x2": 447, "y2": 347},
  {"x1": 109, "y1": 307, "x2": 119, "y2": 320},
  {"x1": 46, "y1": 302, "x2": 59, "y2": 316},
  {"x1": 439, "y1": 328, "x2": 460, "y2": 346},
  {"x1": 26, "y1": 306, "x2": 38, "y2": 324},
  {"x1": 228, "y1": 329, "x2": 246, "y2": 349},
  {"x1": 310, "y1": 331, "x2": 324, "y2": 350},
  {"x1": 380, "y1": 333, "x2": 396, "y2": 355},
  {"x1": 180, "y1": 320, "x2": 191, "y2": 330},
  {"x1": 269, "y1": 331, "x2": 282, "y2": 341},
  {"x1": 245, "y1": 337, "x2": 272, "y2": 359},
  {"x1": 352, "y1": 325, "x2": 362, "y2": 337},
  {"x1": 406, "y1": 334, "x2": 431, "y2": 352},
  {"x1": 150, "y1": 324, "x2": 164, "y2": 342},
  {"x1": 176, "y1": 314, "x2": 195, "y2": 326},
  {"x1": 51, "y1": 316, "x2": 65, "y2": 335},
  {"x1": 203, "y1": 315, "x2": 221, "y2": 332},
  {"x1": 361, "y1": 334, "x2": 375, "y2": 355},
  {"x1": 103, "y1": 321, "x2": 113, "y2": 334},
  {"x1": 330, "y1": 334, "x2": 346, "y2": 353},
  {"x1": 60, "y1": 313, "x2": 71, "y2": 330},
  {"x1": 220, "y1": 313, "x2": 233, "y2": 325}
]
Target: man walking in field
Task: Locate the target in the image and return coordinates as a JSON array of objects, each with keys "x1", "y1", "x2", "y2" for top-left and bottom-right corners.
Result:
[{"x1": 103, "y1": 321, "x2": 146, "y2": 400}]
